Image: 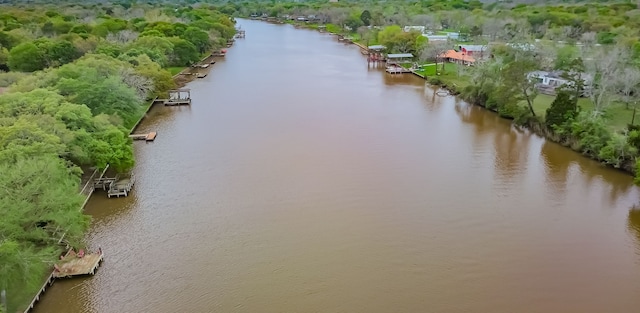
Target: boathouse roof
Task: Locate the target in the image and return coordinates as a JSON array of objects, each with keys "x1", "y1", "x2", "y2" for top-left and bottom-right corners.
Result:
[
  {"x1": 387, "y1": 53, "x2": 414, "y2": 59},
  {"x1": 368, "y1": 45, "x2": 386, "y2": 51}
]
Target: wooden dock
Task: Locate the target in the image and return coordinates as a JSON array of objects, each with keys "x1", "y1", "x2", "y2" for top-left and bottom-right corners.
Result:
[
  {"x1": 162, "y1": 88, "x2": 192, "y2": 106},
  {"x1": 386, "y1": 65, "x2": 412, "y2": 74},
  {"x1": 23, "y1": 249, "x2": 103, "y2": 312},
  {"x1": 129, "y1": 131, "x2": 157, "y2": 141},
  {"x1": 53, "y1": 249, "x2": 104, "y2": 278},
  {"x1": 93, "y1": 173, "x2": 136, "y2": 198},
  {"x1": 107, "y1": 174, "x2": 135, "y2": 198}
]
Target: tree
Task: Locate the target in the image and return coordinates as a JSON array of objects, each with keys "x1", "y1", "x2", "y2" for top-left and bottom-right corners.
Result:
[
  {"x1": 7, "y1": 42, "x2": 46, "y2": 72},
  {"x1": 585, "y1": 46, "x2": 628, "y2": 112},
  {"x1": 617, "y1": 67, "x2": 640, "y2": 110},
  {"x1": 420, "y1": 41, "x2": 448, "y2": 75},
  {"x1": 168, "y1": 37, "x2": 199, "y2": 66},
  {"x1": 0, "y1": 239, "x2": 53, "y2": 313},
  {"x1": 0, "y1": 155, "x2": 89, "y2": 310},
  {"x1": 360, "y1": 10, "x2": 371, "y2": 26},
  {"x1": 559, "y1": 57, "x2": 587, "y2": 107},
  {"x1": 182, "y1": 27, "x2": 210, "y2": 53},
  {"x1": 546, "y1": 88, "x2": 578, "y2": 130},
  {"x1": 499, "y1": 48, "x2": 539, "y2": 117}
]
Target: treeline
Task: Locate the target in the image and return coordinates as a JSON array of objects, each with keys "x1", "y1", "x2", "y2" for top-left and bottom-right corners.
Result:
[
  {"x1": 0, "y1": 3, "x2": 235, "y2": 312},
  {"x1": 222, "y1": 0, "x2": 640, "y2": 49}
]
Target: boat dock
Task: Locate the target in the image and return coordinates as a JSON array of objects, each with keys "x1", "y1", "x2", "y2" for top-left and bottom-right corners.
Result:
[
  {"x1": 386, "y1": 65, "x2": 412, "y2": 74},
  {"x1": 93, "y1": 173, "x2": 136, "y2": 198},
  {"x1": 107, "y1": 175, "x2": 135, "y2": 198},
  {"x1": 129, "y1": 131, "x2": 157, "y2": 141},
  {"x1": 162, "y1": 89, "x2": 192, "y2": 106},
  {"x1": 53, "y1": 249, "x2": 104, "y2": 278},
  {"x1": 23, "y1": 248, "x2": 103, "y2": 313}
]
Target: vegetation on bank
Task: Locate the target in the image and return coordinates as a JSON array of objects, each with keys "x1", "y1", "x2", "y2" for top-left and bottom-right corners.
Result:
[
  {"x1": 233, "y1": 0, "x2": 640, "y2": 178},
  {"x1": 0, "y1": 2, "x2": 235, "y2": 311}
]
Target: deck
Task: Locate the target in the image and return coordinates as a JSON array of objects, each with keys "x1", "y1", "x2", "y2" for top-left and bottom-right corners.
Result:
[
  {"x1": 130, "y1": 131, "x2": 157, "y2": 141},
  {"x1": 53, "y1": 249, "x2": 104, "y2": 278},
  {"x1": 108, "y1": 175, "x2": 135, "y2": 198},
  {"x1": 386, "y1": 65, "x2": 411, "y2": 74}
]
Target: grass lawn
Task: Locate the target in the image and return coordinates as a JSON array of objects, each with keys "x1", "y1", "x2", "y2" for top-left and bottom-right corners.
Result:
[
  {"x1": 167, "y1": 67, "x2": 185, "y2": 76},
  {"x1": 529, "y1": 95, "x2": 635, "y2": 130},
  {"x1": 409, "y1": 61, "x2": 634, "y2": 131}
]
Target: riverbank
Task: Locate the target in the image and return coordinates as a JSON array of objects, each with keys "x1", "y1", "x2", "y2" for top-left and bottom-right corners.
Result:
[
  {"x1": 34, "y1": 19, "x2": 640, "y2": 312},
  {"x1": 341, "y1": 34, "x2": 637, "y2": 175},
  {"x1": 16, "y1": 49, "x2": 226, "y2": 313}
]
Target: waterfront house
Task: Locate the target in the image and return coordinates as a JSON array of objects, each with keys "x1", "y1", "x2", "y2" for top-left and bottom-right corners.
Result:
[
  {"x1": 457, "y1": 45, "x2": 488, "y2": 59},
  {"x1": 527, "y1": 70, "x2": 592, "y2": 96},
  {"x1": 440, "y1": 50, "x2": 475, "y2": 65}
]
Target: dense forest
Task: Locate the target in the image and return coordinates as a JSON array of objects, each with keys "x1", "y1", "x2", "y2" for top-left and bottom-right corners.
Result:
[{"x1": 0, "y1": 2, "x2": 235, "y2": 311}]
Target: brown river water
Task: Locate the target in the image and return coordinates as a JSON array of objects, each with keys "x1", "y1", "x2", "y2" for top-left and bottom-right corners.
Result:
[{"x1": 34, "y1": 19, "x2": 640, "y2": 313}]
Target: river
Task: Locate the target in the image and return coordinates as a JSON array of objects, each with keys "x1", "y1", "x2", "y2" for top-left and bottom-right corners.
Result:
[{"x1": 34, "y1": 19, "x2": 640, "y2": 313}]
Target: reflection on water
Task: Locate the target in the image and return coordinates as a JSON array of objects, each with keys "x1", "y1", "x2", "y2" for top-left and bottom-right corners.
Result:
[
  {"x1": 33, "y1": 19, "x2": 640, "y2": 313},
  {"x1": 630, "y1": 208, "x2": 640, "y2": 251}
]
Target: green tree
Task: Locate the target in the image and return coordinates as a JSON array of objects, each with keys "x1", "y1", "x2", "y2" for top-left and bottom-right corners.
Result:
[
  {"x1": 182, "y1": 27, "x2": 210, "y2": 53},
  {"x1": 499, "y1": 49, "x2": 539, "y2": 117},
  {"x1": 168, "y1": 37, "x2": 199, "y2": 66},
  {"x1": 545, "y1": 88, "x2": 578, "y2": 131},
  {"x1": 360, "y1": 10, "x2": 372, "y2": 26},
  {"x1": 7, "y1": 42, "x2": 46, "y2": 72}
]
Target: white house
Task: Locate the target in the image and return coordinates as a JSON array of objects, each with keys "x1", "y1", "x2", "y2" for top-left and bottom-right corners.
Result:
[
  {"x1": 403, "y1": 26, "x2": 426, "y2": 33},
  {"x1": 528, "y1": 71, "x2": 568, "y2": 87},
  {"x1": 527, "y1": 70, "x2": 592, "y2": 96}
]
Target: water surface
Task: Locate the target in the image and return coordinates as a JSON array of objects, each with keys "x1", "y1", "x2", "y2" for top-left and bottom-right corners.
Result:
[{"x1": 35, "y1": 19, "x2": 640, "y2": 313}]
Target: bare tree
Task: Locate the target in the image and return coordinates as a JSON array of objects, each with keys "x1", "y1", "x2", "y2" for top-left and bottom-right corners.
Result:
[
  {"x1": 617, "y1": 67, "x2": 640, "y2": 110},
  {"x1": 410, "y1": 14, "x2": 433, "y2": 27},
  {"x1": 119, "y1": 68, "x2": 153, "y2": 100},
  {"x1": 585, "y1": 46, "x2": 629, "y2": 112},
  {"x1": 535, "y1": 41, "x2": 557, "y2": 71},
  {"x1": 420, "y1": 41, "x2": 449, "y2": 74},
  {"x1": 580, "y1": 32, "x2": 597, "y2": 47},
  {"x1": 482, "y1": 17, "x2": 504, "y2": 41},
  {"x1": 106, "y1": 30, "x2": 139, "y2": 44}
]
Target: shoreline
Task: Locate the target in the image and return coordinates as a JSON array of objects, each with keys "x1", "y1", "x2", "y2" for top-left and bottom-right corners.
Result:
[
  {"x1": 18, "y1": 49, "x2": 225, "y2": 313},
  {"x1": 333, "y1": 30, "x2": 634, "y2": 176}
]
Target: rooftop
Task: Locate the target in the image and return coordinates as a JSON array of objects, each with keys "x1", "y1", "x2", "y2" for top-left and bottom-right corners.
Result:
[
  {"x1": 440, "y1": 50, "x2": 476, "y2": 63},
  {"x1": 387, "y1": 53, "x2": 414, "y2": 59},
  {"x1": 368, "y1": 45, "x2": 386, "y2": 50}
]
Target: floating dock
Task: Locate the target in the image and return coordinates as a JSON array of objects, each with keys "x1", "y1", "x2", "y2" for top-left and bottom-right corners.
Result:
[
  {"x1": 53, "y1": 249, "x2": 104, "y2": 278},
  {"x1": 129, "y1": 131, "x2": 157, "y2": 141}
]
